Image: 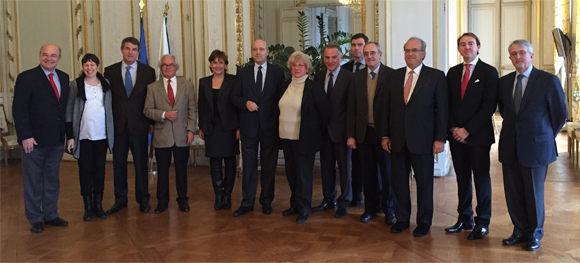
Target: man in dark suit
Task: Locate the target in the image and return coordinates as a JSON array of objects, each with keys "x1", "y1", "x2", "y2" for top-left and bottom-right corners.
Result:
[
  {"x1": 104, "y1": 37, "x2": 156, "y2": 214},
  {"x1": 341, "y1": 33, "x2": 368, "y2": 207},
  {"x1": 13, "y1": 44, "x2": 70, "y2": 233},
  {"x1": 445, "y1": 33, "x2": 498, "y2": 240},
  {"x1": 313, "y1": 43, "x2": 353, "y2": 218},
  {"x1": 144, "y1": 55, "x2": 197, "y2": 214},
  {"x1": 231, "y1": 39, "x2": 285, "y2": 217},
  {"x1": 498, "y1": 40, "x2": 566, "y2": 251},
  {"x1": 381, "y1": 37, "x2": 448, "y2": 237},
  {"x1": 346, "y1": 42, "x2": 396, "y2": 224}
]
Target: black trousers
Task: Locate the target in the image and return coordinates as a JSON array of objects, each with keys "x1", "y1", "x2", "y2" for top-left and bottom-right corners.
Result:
[
  {"x1": 209, "y1": 156, "x2": 237, "y2": 194},
  {"x1": 78, "y1": 139, "x2": 108, "y2": 196},
  {"x1": 281, "y1": 139, "x2": 316, "y2": 215},
  {"x1": 357, "y1": 126, "x2": 393, "y2": 214},
  {"x1": 155, "y1": 145, "x2": 190, "y2": 206},
  {"x1": 502, "y1": 156, "x2": 548, "y2": 241},
  {"x1": 391, "y1": 143, "x2": 434, "y2": 226},
  {"x1": 319, "y1": 132, "x2": 352, "y2": 206},
  {"x1": 112, "y1": 126, "x2": 150, "y2": 205},
  {"x1": 239, "y1": 128, "x2": 279, "y2": 209},
  {"x1": 351, "y1": 148, "x2": 363, "y2": 202},
  {"x1": 449, "y1": 140, "x2": 492, "y2": 226}
]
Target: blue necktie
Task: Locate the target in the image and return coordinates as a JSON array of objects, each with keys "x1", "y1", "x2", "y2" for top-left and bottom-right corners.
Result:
[
  {"x1": 125, "y1": 65, "x2": 133, "y2": 97},
  {"x1": 256, "y1": 66, "x2": 263, "y2": 92},
  {"x1": 370, "y1": 71, "x2": 376, "y2": 80},
  {"x1": 355, "y1": 62, "x2": 362, "y2": 72},
  {"x1": 327, "y1": 72, "x2": 334, "y2": 99},
  {"x1": 514, "y1": 74, "x2": 524, "y2": 113}
]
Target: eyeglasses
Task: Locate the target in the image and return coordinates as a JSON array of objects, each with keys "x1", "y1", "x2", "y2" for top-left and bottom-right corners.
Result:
[
  {"x1": 161, "y1": 63, "x2": 176, "y2": 68},
  {"x1": 404, "y1": 49, "x2": 424, "y2": 54},
  {"x1": 509, "y1": 50, "x2": 528, "y2": 57}
]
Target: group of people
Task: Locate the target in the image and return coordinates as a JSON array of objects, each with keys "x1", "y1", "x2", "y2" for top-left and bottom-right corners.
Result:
[{"x1": 12, "y1": 31, "x2": 566, "y2": 252}]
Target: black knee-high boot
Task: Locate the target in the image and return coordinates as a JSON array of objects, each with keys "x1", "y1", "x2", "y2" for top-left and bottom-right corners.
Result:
[
  {"x1": 210, "y1": 158, "x2": 225, "y2": 210},
  {"x1": 93, "y1": 193, "x2": 107, "y2": 219},
  {"x1": 222, "y1": 156, "x2": 237, "y2": 210}
]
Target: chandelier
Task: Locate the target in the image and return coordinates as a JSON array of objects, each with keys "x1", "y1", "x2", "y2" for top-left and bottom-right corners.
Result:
[{"x1": 339, "y1": 0, "x2": 361, "y2": 12}]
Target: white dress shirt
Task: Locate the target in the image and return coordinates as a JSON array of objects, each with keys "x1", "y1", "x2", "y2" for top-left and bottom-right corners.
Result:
[
  {"x1": 513, "y1": 65, "x2": 533, "y2": 97},
  {"x1": 324, "y1": 67, "x2": 341, "y2": 94},
  {"x1": 41, "y1": 66, "x2": 61, "y2": 95},
  {"x1": 161, "y1": 76, "x2": 177, "y2": 120},
  {"x1": 79, "y1": 82, "x2": 106, "y2": 140},
  {"x1": 404, "y1": 63, "x2": 424, "y2": 102},
  {"x1": 122, "y1": 61, "x2": 138, "y2": 87}
]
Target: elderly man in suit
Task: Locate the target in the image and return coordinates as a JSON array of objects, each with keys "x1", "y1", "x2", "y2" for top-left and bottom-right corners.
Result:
[
  {"x1": 104, "y1": 37, "x2": 156, "y2": 214},
  {"x1": 231, "y1": 39, "x2": 285, "y2": 217},
  {"x1": 346, "y1": 42, "x2": 396, "y2": 224},
  {"x1": 13, "y1": 44, "x2": 70, "y2": 233},
  {"x1": 445, "y1": 33, "x2": 499, "y2": 240},
  {"x1": 144, "y1": 54, "x2": 197, "y2": 214},
  {"x1": 381, "y1": 37, "x2": 448, "y2": 237},
  {"x1": 498, "y1": 40, "x2": 566, "y2": 251},
  {"x1": 312, "y1": 43, "x2": 354, "y2": 218},
  {"x1": 341, "y1": 33, "x2": 368, "y2": 207}
]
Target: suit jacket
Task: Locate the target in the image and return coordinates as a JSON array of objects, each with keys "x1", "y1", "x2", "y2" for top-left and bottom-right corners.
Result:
[
  {"x1": 497, "y1": 67, "x2": 567, "y2": 167},
  {"x1": 382, "y1": 65, "x2": 448, "y2": 155},
  {"x1": 104, "y1": 61, "x2": 156, "y2": 136},
  {"x1": 13, "y1": 65, "x2": 70, "y2": 147},
  {"x1": 231, "y1": 63, "x2": 285, "y2": 138},
  {"x1": 446, "y1": 59, "x2": 499, "y2": 146},
  {"x1": 198, "y1": 73, "x2": 239, "y2": 135},
  {"x1": 313, "y1": 68, "x2": 353, "y2": 143},
  {"x1": 144, "y1": 78, "x2": 197, "y2": 148},
  {"x1": 346, "y1": 63, "x2": 393, "y2": 143},
  {"x1": 341, "y1": 60, "x2": 356, "y2": 72},
  {"x1": 279, "y1": 79, "x2": 331, "y2": 155}
]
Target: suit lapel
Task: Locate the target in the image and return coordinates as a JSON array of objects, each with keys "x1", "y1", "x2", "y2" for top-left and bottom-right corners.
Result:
[
  {"x1": 375, "y1": 64, "x2": 387, "y2": 97},
  {"x1": 115, "y1": 63, "x2": 130, "y2": 99},
  {"x1": 205, "y1": 78, "x2": 214, "y2": 113},
  {"x1": 173, "y1": 78, "x2": 184, "y2": 107},
  {"x1": 248, "y1": 65, "x2": 260, "y2": 99},
  {"x1": 301, "y1": 80, "x2": 312, "y2": 114},
  {"x1": 504, "y1": 72, "x2": 517, "y2": 114},
  {"x1": 408, "y1": 65, "x2": 427, "y2": 104},
  {"x1": 36, "y1": 66, "x2": 61, "y2": 102},
  {"x1": 518, "y1": 67, "x2": 538, "y2": 114},
  {"x1": 462, "y1": 60, "x2": 483, "y2": 103}
]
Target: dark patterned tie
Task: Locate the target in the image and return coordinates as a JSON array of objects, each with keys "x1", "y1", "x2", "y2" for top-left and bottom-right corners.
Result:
[
  {"x1": 514, "y1": 74, "x2": 524, "y2": 113},
  {"x1": 256, "y1": 66, "x2": 263, "y2": 92},
  {"x1": 327, "y1": 72, "x2": 334, "y2": 99}
]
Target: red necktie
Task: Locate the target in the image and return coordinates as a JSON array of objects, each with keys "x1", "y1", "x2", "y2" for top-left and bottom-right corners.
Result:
[
  {"x1": 167, "y1": 79, "x2": 175, "y2": 107},
  {"x1": 404, "y1": 71, "x2": 414, "y2": 105},
  {"x1": 461, "y1": 64, "x2": 471, "y2": 100},
  {"x1": 48, "y1": 73, "x2": 60, "y2": 101}
]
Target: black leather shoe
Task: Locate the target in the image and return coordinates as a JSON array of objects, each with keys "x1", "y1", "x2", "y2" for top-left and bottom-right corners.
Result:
[
  {"x1": 360, "y1": 211, "x2": 376, "y2": 223},
  {"x1": 154, "y1": 205, "x2": 167, "y2": 214},
  {"x1": 312, "y1": 201, "x2": 337, "y2": 212},
  {"x1": 140, "y1": 203, "x2": 151, "y2": 213},
  {"x1": 179, "y1": 203, "x2": 190, "y2": 212},
  {"x1": 45, "y1": 217, "x2": 68, "y2": 227},
  {"x1": 390, "y1": 222, "x2": 410, "y2": 233},
  {"x1": 296, "y1": 213, "x2": 309, "y2": 224},
  {"x1": 335, "y1": 206, "x2": 349, "y2": 218},
  {"x1": 384, "y1": 214, "x2": 397, "y2": 225},
  {"x1": 262, "y1": 204, "x2": 273, "y2": 215},
  {"x1": 223, "y1": 194, "x2": 232, "y2": 210},
  {"x1": 502, "y1": 235, "x2": 527, "y2": 245},
  {"x1": 92, "y1": 194, "x2": 107, "y2": 219},
  {"x1": 413, "y1": 224, "x2": 430, "y2": 237},
  {"x1": 233, "y1": 206, "x2": 253, "y2": 217},
  {"x1": 445, "y1": 222, "x2": 474, "y2": 233},
  {"x1": 106, "y1": 203, "x2": 128, "y2": 214},
  {"x1": 526, "y1": 239, "x2": 540, "y2": 251},
  {"x1": 282, "y1": 207, "x2": 299, "y2": 216},
  {"x1": 30, "y1": 222, "x2": 44, "y2": 233},
  {"x1": 467, "y1": 226, "x2": 489, "y2": 240},
  {"x1": 349, "y1": 200, "x2": 363, "y2": 207}
]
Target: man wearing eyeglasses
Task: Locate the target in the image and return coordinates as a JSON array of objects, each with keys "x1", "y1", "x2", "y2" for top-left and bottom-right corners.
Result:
[
  {"x1": 104, "y1": 37, "x2": 156, "y2": 214},
  {"x1": 144, "y1": 55, "x2": 196, "y2": 214},
  {"x1": 381, "y1": 37, "x2": 448, "y2": 237},
  {"x1": 497, "y1": 40, "x2": 566, "y2": 251}
]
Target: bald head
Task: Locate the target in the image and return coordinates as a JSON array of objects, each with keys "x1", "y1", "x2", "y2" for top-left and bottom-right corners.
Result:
[
  {"x1": 251, "y1": 39, "x2": 269, "y2": 65},
  {"x1": 39, "y1": 44, "x2": 62, "y2": 72}
]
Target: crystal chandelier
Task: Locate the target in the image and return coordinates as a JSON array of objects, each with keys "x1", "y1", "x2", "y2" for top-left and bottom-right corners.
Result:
[{"x1": 339, "y1": 0, "x2": 361, "y2": 12}]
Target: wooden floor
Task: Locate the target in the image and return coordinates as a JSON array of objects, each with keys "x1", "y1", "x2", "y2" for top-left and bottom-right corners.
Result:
[{"x1": 1, "y1": 133, "x2": 579, "y2": 262}]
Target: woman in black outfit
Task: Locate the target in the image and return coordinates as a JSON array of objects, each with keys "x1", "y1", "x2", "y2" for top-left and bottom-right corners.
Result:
[{"x1": 198, "y1": 50, "x2": 240, "y2": 210}]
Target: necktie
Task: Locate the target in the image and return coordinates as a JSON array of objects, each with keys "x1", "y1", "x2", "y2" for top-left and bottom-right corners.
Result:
[
  {"x1": 327, "y1": 72, "x2": 334, "y2": 99},
  {"x1": 461, "y1": 63, "x2": 471, "y2": 100},
  {"x1": 48, "y1": 73, "x2": 60, "y2": 101},
  {"x1": 167, "y1": 79, "x2": 175, "y2": 107},
  {"x1": 125, "y1": 66, "x2": 133, "y2": 97},
  {"x1": 355, "y1": 62, "x2": 362, "y2": 72},
  {"x1": 404, "y1": 71, "x2": 414, "y2": 105},
  {"x1": 370, "y1": 71, "x2": 376, "y2": 80},
  {"x1": 256, "y1": 66, "x2": 263, "y2": 92},
  {"x1": 514, "y1": 74, "x2": 524, "y2": 113}
]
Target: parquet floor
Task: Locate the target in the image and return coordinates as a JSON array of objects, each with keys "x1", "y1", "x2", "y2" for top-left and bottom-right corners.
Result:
[{"x1": 1, "y1": 133, "x2": 579, "y2": 262}]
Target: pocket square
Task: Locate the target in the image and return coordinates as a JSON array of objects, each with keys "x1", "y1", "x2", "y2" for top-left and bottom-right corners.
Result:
[{"x1": 474, "y1": 79, "x2": 480, "y2": 83}]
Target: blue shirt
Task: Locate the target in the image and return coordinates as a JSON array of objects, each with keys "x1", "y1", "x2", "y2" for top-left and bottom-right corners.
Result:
[{"x1": 41, "y1": 66, "x2": 61, "y2": 96}]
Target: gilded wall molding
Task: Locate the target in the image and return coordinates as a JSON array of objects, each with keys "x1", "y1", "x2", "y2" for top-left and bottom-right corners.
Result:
[
  {"x1": 235, "y1": 0, "x2": 243, "y2": 64},
  {"x1": 192, "y1": 0, "x2": 198, "y2": 83},
  {"x1": 374, "y1": 0, "x2": 378, "y2": 41},
  {"x1": 250, "y1": 0, "x2": 254, "y2": 41},
  {"x1": 362, "y1": 0, "x2": 366, "y2": 35},
  {"x1": 180, "y1": 0, "x2": 187, "y2": 79},
  {"x1": 224, "y1": 0, "x2": 228, "y2": 54},
  {"x1": 5, "y1": 0, "x2": 19, "y2": 94}
]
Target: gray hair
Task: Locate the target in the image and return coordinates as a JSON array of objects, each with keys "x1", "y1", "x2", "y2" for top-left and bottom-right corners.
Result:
[
  {"x1": 365, "y1": 41, "x2": 382, "y2": 53},
  {"x1": 157, "y1": 54, "x2": 180, "y2": 69},
  {"x1": 39, "y1": 44, "x2": 62, "y2": 58},
  {"x1": 406, "y1": 37, "x2": 427, "y2": 51},
  {"x1": 322, "y1": 43, "x2": 343, "y2": 55},
  {"x1": 509, "y1": 39, "x2": 534, "y2": 54}
]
